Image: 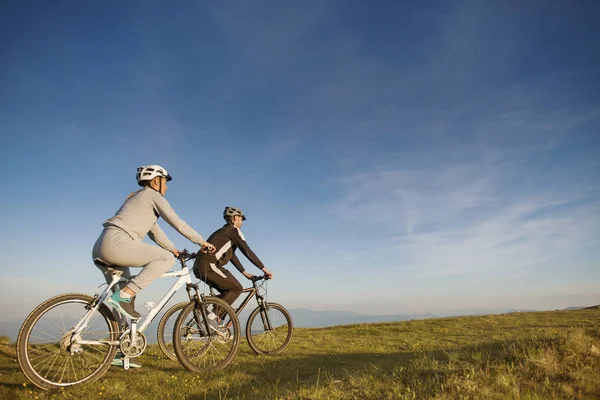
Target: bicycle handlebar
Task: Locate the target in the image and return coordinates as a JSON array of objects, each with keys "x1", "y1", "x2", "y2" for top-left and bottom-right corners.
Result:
[
  {"x1": 249, "y1": 274, "x2": 270, "y2": 282},
  {"x1": 177, "y1": 249, "x2": 198, "y2": 262}
]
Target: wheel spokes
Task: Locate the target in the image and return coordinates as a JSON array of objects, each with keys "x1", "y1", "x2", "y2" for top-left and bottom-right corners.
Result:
[{"x1": 24, "y1": 299, "x2": 114, "y2": 385}]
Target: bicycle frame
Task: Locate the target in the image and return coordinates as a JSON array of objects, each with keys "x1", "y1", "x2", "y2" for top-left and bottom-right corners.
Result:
[
  {"x1": 235, "y1": 287, "x2": 262, "y2": 315},
  {"x1": 74, "y1": 259, "x2": 195, "y2": 346},
  {"x1": 210, "y1": 277, "x2": 274, "y2": 331}
]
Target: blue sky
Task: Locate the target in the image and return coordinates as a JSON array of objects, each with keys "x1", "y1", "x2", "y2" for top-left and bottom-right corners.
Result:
[{"x1": 1, "y1": 1, "x2": 599, "y2": 333}]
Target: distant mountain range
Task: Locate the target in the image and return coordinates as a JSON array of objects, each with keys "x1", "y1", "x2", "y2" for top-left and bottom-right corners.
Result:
[
  {"x1": 286, "y1": 308, "x2": 435, "y2": 328},
  {"x1": 2, "y1": 305, "x2": 598, "y2": 343},
  {"x1": 564, "y1": 305, "x2": 600, "y2": 310}
]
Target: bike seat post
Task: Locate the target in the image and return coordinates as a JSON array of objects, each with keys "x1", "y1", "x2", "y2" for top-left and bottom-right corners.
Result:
[
  {"x1": 131, "y1": 319, "x2": 138, "y2": 336},
  {"x1": 109, "y1": 273, "x2": 121, "y2": 289},
  {"x1": 96, "y1": 272, "x2": 122, "y2": 303}
]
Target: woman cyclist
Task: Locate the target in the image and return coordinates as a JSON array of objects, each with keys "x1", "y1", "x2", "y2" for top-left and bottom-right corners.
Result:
[{"x1": 92, "y1": 165, "x2": 215, "y2": 319}]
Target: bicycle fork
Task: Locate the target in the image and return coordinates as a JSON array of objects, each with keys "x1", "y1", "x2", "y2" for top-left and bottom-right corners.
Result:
[
  {"x1": 185, "y1": 283, "x2": 213, "y2": 336},
  {"x1": 256, "y1": 295, "x2": 273, "y2": 332}
]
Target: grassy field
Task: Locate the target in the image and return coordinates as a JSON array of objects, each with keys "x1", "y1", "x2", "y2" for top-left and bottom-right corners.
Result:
[{"x1": 1, "y1": 309, "x2": 599, "y2": 399}]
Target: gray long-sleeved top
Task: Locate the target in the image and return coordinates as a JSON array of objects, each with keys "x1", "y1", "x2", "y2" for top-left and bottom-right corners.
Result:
[{"x1": 103, "y1": 187, "x2": 205, "y2": 251}]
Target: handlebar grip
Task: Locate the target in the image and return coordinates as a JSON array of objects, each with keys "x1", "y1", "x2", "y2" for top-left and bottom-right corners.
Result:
[{"x1": 177, "y1": 249, "x2": 195, "y2": 261}]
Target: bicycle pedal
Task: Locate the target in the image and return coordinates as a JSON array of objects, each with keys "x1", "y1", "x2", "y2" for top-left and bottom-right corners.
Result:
[{"x1": 123, "y1": 357, "x2": 130, "y2": 370}]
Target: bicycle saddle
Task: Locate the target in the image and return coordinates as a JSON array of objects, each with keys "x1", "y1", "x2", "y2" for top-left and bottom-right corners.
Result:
[{"x1": 94, "y1": 259, "x2": 126, "y2": 277}]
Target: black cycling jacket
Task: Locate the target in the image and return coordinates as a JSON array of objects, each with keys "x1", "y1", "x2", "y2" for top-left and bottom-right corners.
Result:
[{"x1": 199, "y1": 223, "x2": 265, "y2": 273}]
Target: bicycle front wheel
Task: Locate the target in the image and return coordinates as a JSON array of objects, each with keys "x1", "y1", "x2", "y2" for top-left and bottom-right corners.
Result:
[
  {"x1": 246, "y1": 302, "x2": 293, "y2": 355},
  {"x1": 17, "y1": 293, "x2": 118, "y2": 390},
  {"x1": 173, "y1": 297, "x2": 240, "y2": 372},
  {"x1": 157, "y1": 302, "x2": 187, "y2": 361}
]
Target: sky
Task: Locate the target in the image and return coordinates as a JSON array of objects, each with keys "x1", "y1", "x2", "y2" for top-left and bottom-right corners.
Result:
[{"x1": 1, "y1": 1, "x2": 599, "y2": 336}]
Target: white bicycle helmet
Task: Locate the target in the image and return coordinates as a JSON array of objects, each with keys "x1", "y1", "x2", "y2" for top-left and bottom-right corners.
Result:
[
  {"x1": 136, "y1": 165, "x2": 172, "y2": 186},
  {"x1": 223, "y1": 206, "x2": 246, "y2": 220}
]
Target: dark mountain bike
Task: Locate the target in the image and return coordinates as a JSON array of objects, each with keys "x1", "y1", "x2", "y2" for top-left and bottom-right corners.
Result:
[{"x1": 160, "y1": 273, "x2": 292, "y2": 362}]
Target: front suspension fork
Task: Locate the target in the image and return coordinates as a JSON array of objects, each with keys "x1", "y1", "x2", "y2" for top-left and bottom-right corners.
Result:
[
  {"x1": 185, "y1": 283, "x2": 211, "y2": 333},
  {"x1": 256, "y1": 296, "x2": 272, "y2": 331}
]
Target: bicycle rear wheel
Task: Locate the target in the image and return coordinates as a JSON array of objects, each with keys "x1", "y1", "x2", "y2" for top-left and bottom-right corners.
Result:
[
  {"x1": 173, "y1": 297, "x2": 240, "y2": 372},
  {"x1": 157, "y1": 302, "x2": 187, "y2": 361},
  {"x1": 246, "y1": 302, "x2": 293, "y2": 355},
  {"x1": 17, "y1": 293, "x2": 118, "y2": 390}
]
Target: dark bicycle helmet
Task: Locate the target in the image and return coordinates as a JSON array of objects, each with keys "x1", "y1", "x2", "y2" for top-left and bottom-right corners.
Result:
[{"x1": 223, "y1": 206, "x2": 246, "y2": 220}]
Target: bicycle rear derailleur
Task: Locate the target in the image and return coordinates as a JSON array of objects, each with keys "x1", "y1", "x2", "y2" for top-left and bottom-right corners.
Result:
[{"x1": 59, "y1": 330, "x2": 83, "y2": 355}]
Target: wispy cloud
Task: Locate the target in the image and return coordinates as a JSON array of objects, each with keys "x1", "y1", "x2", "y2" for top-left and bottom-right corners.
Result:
[
  {"x1": 333, "y1": 158, "x2": 599, "y2": 278},
  {"x1": 328, "y1": 73, "x2": 600, "y2": 279}
]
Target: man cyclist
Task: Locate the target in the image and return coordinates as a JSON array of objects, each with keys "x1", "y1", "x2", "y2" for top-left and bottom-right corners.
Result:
[{"x1": 194, "y1": 206, "x2": 272, "y2": 319}]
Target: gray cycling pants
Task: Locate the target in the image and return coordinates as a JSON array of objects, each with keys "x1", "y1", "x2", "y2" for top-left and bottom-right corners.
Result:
[{"x1": 92, "y1": 227, "x2": 175, "y2": 294}]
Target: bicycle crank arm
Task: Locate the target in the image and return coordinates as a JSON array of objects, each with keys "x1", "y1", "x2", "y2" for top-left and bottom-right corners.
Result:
[{"x1": 77, "y1": 340, "x2": 120, "y2": 346}]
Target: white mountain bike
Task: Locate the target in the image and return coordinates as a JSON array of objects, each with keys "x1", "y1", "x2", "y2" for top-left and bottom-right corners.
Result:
[{"x1": 16, "y1": 250, "x2": 240, "y2": 390}]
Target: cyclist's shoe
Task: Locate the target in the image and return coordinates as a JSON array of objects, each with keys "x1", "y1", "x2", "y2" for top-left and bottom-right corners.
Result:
[
  {"x1": 111, "y1": 311, "x2": 130, "y2": 332},
  {"x1": 195, "y1": 323, "x2": 207, "y2": 337},
  {"x1": 195, "y1": 312, "x2": 218, "y2": 336},
  {"x1": 107, "y1": 291, "x2": 140, "y2": 319},
  {"x1": 207, "y1": 312, "x2": 220, "y2": 333},
  {"x1": 111, "y1": 352, "x2": 141, "y2": 368}
]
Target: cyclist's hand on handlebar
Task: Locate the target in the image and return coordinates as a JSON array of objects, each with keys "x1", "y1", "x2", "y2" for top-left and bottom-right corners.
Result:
[
  {"x1": 176, "y1": 249, "x2": 193, "y2": 260},
  {"x1": 243, "y1": 271, "x2": 254, "y2": 280},
  {"x1": 172, "y1": 249, "x2": 181, "y2": 257},
  {"x1": 262, "y1": 268, "x2": 273, "y2": 279},
  {"x1": 200, "y1": 242, "x2": 216, "y2": 253}
]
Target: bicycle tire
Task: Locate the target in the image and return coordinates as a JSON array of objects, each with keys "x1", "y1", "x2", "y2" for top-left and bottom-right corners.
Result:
[
  {"x1": 173, "y1": 297, "x2": 240, "y2": 372},
  {"x1": 157, "y1": 301, "x2": 187, "y2": 361},
  {"x1": 17, "y1": 293, "x2": 119, "y2": 390},
  {"x1": 246, "y1": 302, "x2": 293, "y2": 355}
]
